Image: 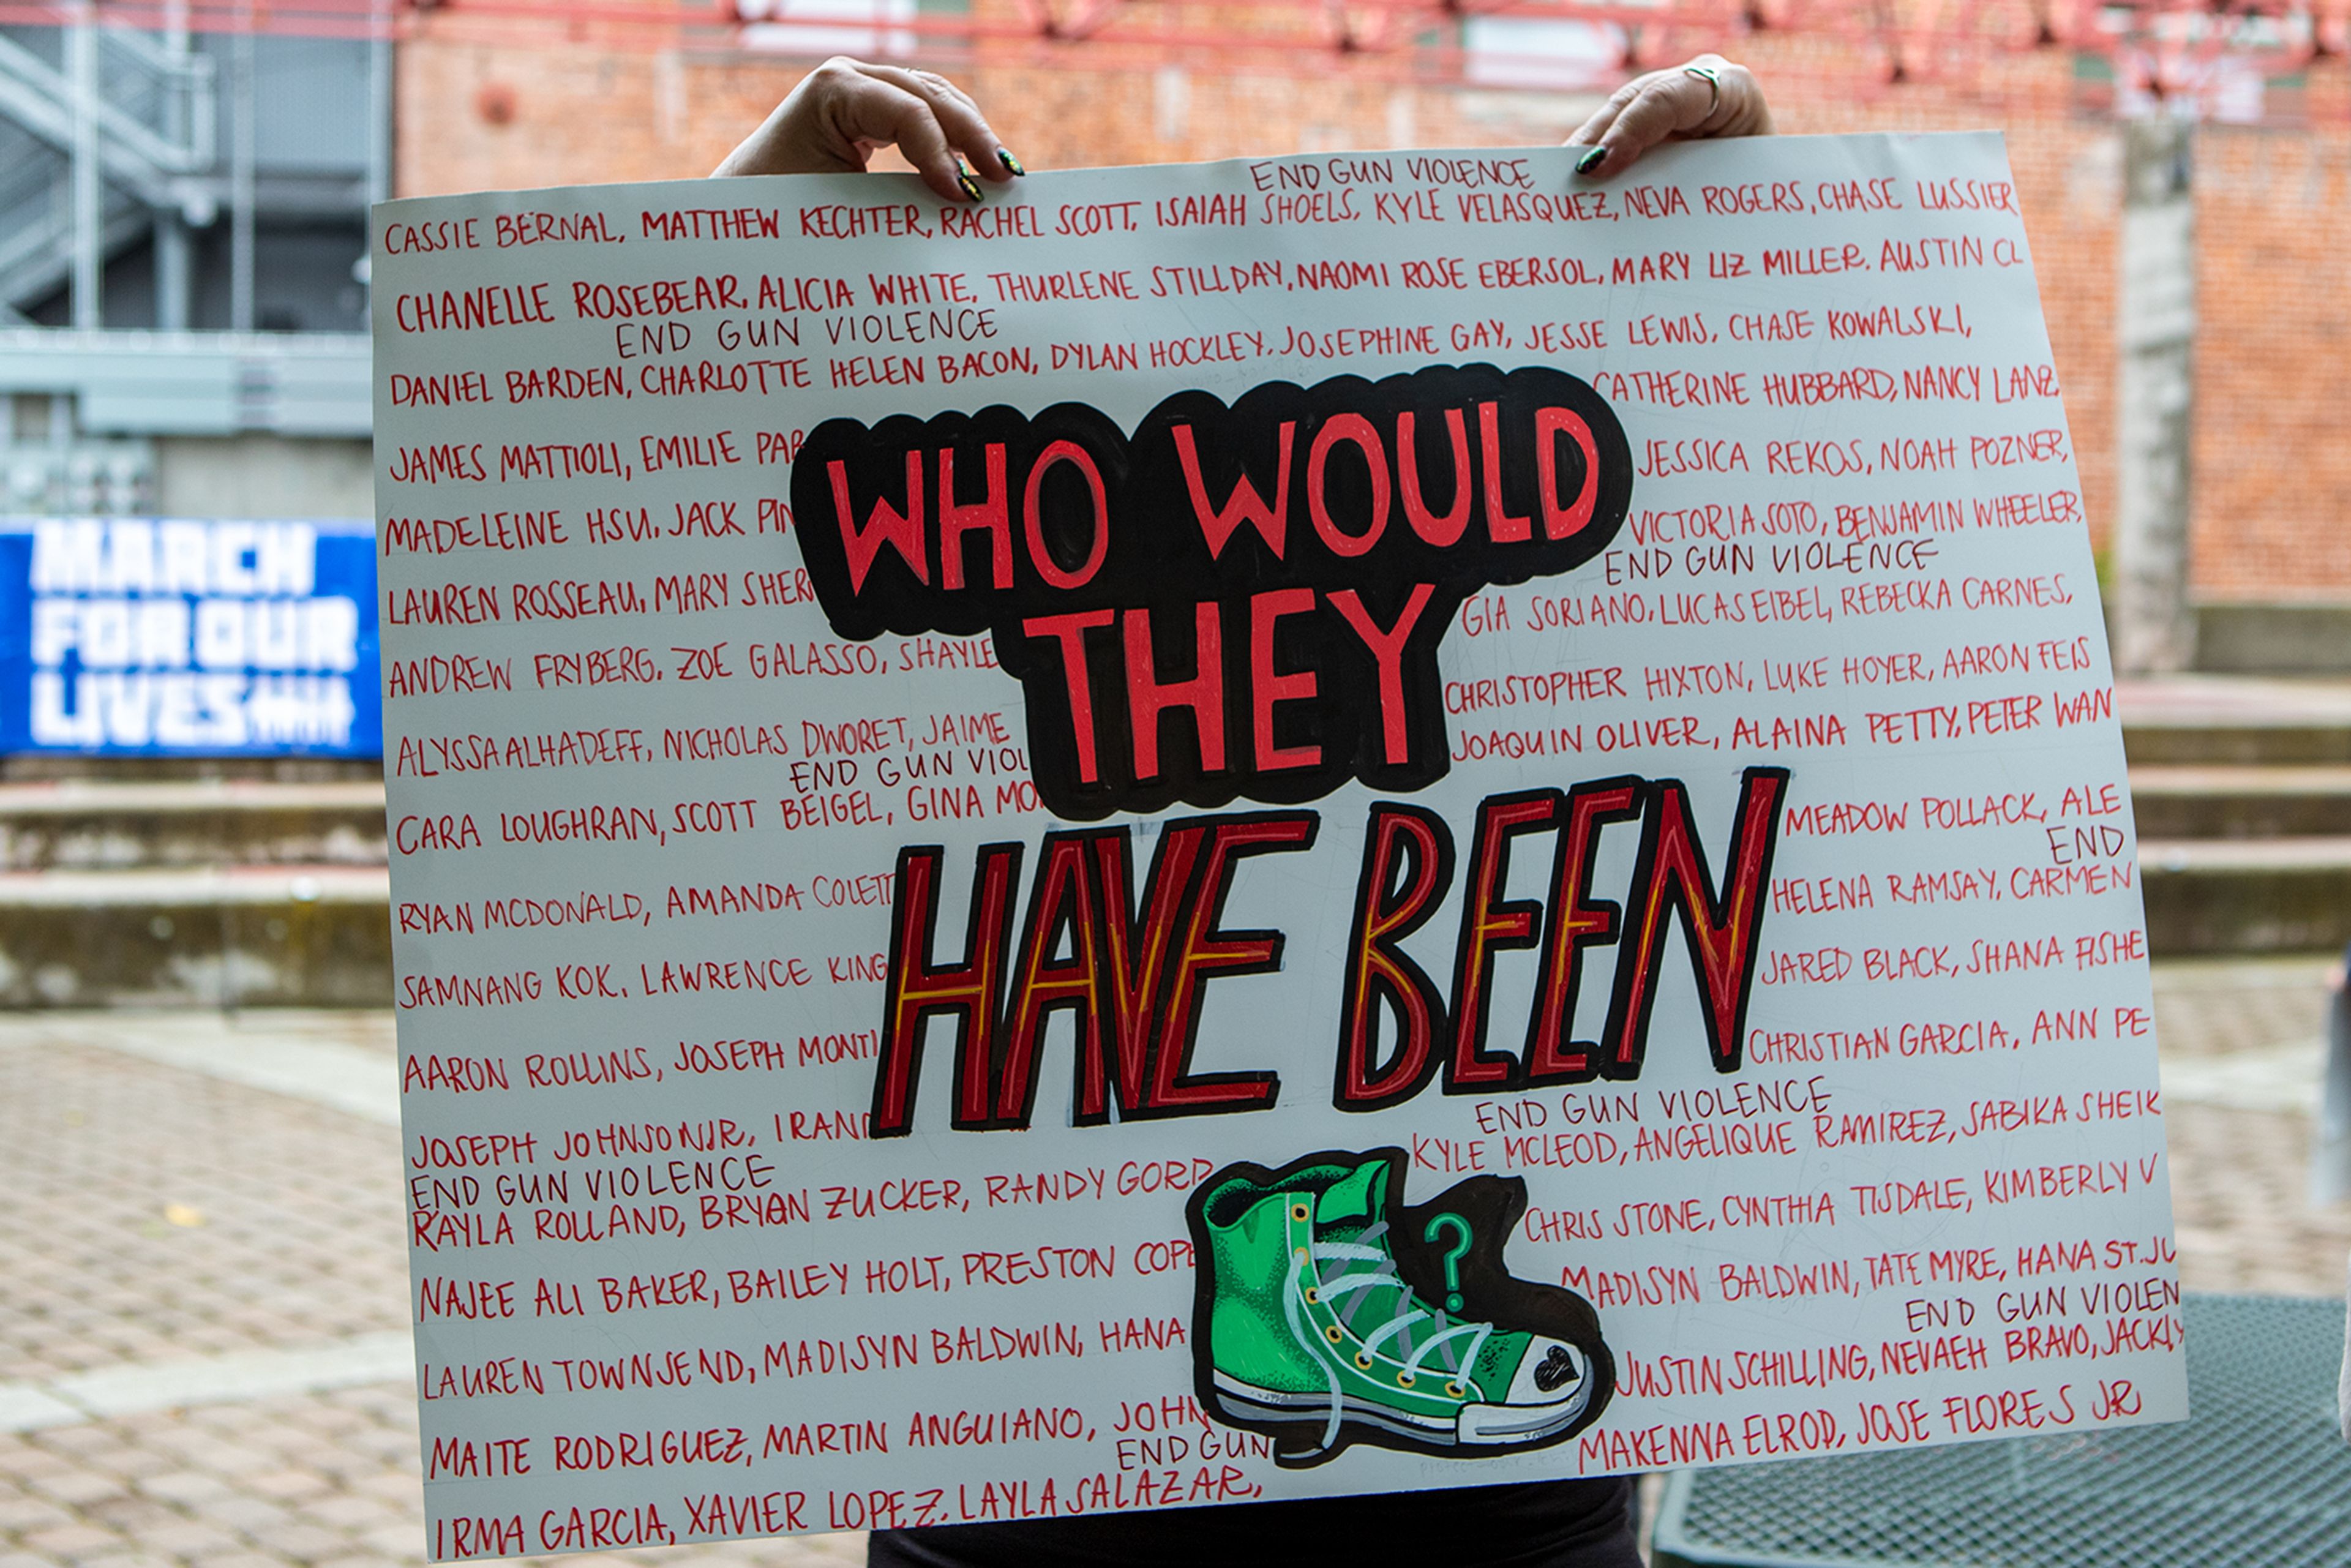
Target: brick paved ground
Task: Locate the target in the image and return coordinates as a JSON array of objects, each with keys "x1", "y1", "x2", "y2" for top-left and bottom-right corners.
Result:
[
  {"x1": 0, "y1": 1018, "x2": 863, "y2": 1568},
  {"x1": 2157, "y1": 956, "x2": 2351, "y2": 1296},
  {"x1": 0, "y1": 962, "x2": 2338, "y2": 1568},
  {"x1": 0, "y1": 1037, "x2": 408, "y2": 1386}
]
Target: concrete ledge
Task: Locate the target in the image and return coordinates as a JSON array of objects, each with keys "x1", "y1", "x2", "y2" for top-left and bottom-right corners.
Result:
[
  {"x1": 0, "y1": 756, "x2": 381, "y2": 783},
  {"x1": 2195, "y1": 601, "x2": 2351, "y2": 675},
  {"x1": 0, "y1": 847, "x2": 2325, "y2": 990},
  {"x1": 0, "y1": 781, "x2": 386, "y2": 869},
  {"x1": 2129, "y1": 765, "x2": 2351, "y2": 838},
  {"x1": 2124, "y1": 723, "x2": 2351, "y2": 765},
  {"x1": 2120, "y1": 677, "x2": 2351, "y2": 762},
  {"x1": 0, "y1": 866, "x2": 389, "y2": 1006},
  {"x1": 2142, "y1": 836, "x2": 2351, "y2": 955}
]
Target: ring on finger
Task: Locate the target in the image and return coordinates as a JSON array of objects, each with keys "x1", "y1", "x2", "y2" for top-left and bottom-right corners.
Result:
[{"x1": 1682, "y1": 62, "x2": 1722, "y2": 117}]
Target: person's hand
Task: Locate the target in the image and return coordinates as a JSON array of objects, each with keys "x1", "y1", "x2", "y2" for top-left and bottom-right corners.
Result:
[
  {"x1": 1565, "y1": 53, "x2": 1772, "y2": 178},
  {"x1": 714, "y1": 56, "x2": 1022, "y2": 203}
]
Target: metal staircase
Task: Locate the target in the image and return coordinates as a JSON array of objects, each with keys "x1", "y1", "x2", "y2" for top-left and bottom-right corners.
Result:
[
  {"x1": 0, "y1": 21, "x2": 216, "y2": 321},
  {"x1": 0, "y1": 18, "x2": 380, "y2": 332}
]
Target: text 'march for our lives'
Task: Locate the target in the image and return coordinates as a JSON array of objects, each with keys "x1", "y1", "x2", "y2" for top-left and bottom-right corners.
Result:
[{"x1": 372, "y1": 132, "x2": 2180, "y2": 1560}]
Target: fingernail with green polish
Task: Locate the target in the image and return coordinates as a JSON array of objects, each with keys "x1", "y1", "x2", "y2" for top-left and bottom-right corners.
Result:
[
  {"x1": 958, "y1": 171, "x2": 984, "y2": 202},
  {"x1": 1576, "y1": 145, "x2": 1608, "y2": 175},
  {"x1": 998, "y1": 149, "x2": 1026, "y2": 177}
]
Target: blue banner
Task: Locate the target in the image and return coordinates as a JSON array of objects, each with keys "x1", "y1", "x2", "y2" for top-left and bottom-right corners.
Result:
[{"x1": 0, "y1": 518, "x2": 380, "y2": 756}]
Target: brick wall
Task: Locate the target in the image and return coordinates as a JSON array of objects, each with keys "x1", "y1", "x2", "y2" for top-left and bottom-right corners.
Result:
[{"x1": 393, "y1": 18, "x2": 2351, "y2": 601}]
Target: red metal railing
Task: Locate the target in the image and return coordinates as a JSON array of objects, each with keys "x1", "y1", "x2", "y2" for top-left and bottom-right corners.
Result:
[{"x1": 0, "y1": 0, "x2": 2340, "y2": 120}]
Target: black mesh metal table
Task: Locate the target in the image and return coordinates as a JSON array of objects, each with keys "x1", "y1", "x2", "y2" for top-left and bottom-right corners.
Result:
[{"x1": 1652, "y1": 1294, "x2": 2351, "y2": 1567}]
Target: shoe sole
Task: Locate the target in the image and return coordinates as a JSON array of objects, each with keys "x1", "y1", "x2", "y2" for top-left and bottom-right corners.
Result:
[{"x1": 1210, "y1": 1369, "x2": 1590, "y2": 1450}]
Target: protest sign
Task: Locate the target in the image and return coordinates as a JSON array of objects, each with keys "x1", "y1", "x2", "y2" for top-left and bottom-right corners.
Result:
[
  {"x1": 0, "y1": 517, "x2": 378, "y2": 756},
  {"x1": 374, "y1": 131, "x2": 2182, "y2": 1557}
]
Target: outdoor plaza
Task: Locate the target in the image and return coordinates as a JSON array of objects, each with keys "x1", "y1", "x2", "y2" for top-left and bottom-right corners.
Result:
[
  {"x1": 0, "y1": 948, "x2": 2339, "y2": 1568},
  {"x1": 1, "y1": 0, "x2": 2350, "y2": 1562}
]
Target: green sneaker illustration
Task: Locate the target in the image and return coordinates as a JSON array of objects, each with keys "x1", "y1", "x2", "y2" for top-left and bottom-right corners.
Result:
[{"x1": 1183, "y1": 1147, "x2": 1612, "y2": 1466}]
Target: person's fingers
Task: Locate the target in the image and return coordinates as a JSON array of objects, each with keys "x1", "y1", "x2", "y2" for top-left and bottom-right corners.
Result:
[
  {"x1": 1577, "y1": 67, "x2": 1718, "y2": 176},
  {"x1": 818, "y1": 70, "x2": 974, "y2": 202},
  {"x1": 854, "y1": 62, "x2": 1021, "y2": 184},
  {"x1": 1564, "y1": 74, "x2": 1648, "y2": 150},
  {"x1": 1568, "y1": 54, "x2": 1772, "y2": 178},
  {"x1": 711, "y1": 57, "x2": 1024, "y2": 196},
  {"x1": 1701, "y1": 58, "x2": 1773, "y2": 138},
  {"x1": 713, "y1": 59, "x2": 879, "y2": 178},
  {"x1": 908, "y1": 67, "x2": 1024, "y2": 181}
]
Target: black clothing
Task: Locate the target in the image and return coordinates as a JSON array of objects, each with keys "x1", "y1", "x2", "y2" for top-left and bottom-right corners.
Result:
[{"x1": 868, "y1": 1477, "x2": 1640, "y2": 1567}]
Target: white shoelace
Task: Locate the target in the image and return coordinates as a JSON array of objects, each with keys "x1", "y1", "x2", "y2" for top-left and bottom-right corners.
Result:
[{"x1": 1277, "y1": 1223, "x2": 1496, "y2": 1458}]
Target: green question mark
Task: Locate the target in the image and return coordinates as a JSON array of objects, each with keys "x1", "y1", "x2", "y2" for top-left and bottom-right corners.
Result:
[{"x1": 1423, "y1": 1212, "x2": 1472, "y2": 1314}]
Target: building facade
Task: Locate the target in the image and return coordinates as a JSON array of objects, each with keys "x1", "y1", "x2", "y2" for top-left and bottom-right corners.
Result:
[
  {"x1": 1, "y1": 1, "x2": 2344, "y2": 607},
  {"x1": 388, "y1": 4, "x2": 2351, "y2": 611},
  {"x1": 0, "y1": 20, "x2": 378, "y2": 522}
]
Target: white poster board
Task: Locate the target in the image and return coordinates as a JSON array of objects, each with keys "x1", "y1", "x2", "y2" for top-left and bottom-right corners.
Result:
[{"x1": 375, "y1": 132, "x2": 2183, "y2": 1558}]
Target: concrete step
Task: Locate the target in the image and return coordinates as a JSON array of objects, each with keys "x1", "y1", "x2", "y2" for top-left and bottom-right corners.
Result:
[
  {"x1": 0, "y1": 825, "x2": 2325, "y2": 1003},
  {"x1": 2140, "y1": 837, "x2": 2351, "y2": 957},
  {"x1": 0, "y1": 866, "x2": 390, "y2": 1008},
  {"x1": 2193, "y1": 601, "x2": 2351, "y2": 675},
  {"x1": 2126, "y1": 723, "x2": 2351, "y2": 766},
  {"x1": 0, "y1": 676, "x2": 2332, "y2": 1003},
  {"x1": 2121, "y1": 675, "x2": 2351, "y2": 765},
  {"x1": 0, "y1": 756, "x2": 381, "y2": 784},
  {"x1": 2129, "y1": 765, "x2": 2351, "y2": 839},
  {"x1": 0, "y1": 782, "x2": 386, "y2": 871}
]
